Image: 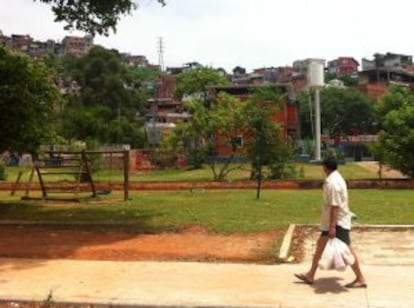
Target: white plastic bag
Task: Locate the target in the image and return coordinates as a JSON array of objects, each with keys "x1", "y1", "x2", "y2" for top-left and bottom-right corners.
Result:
[
  {"x1": 318, "y1": 238, "x2": 355, "y2": 271},
  {"x1": 318, "y1": 240, "x2": 334, "y2": 270}
]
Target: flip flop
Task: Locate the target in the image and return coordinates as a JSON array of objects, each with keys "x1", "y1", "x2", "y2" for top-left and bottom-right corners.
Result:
[
  {"x1": 294, "y1": 273, "x2": 314, "y2": 285},
  {"x1": 345, "y1": 281, "x2": 368, "y2": 288}
]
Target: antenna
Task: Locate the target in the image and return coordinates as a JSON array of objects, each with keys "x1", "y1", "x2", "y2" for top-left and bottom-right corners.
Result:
[{"x1": 158, "y1": 37, "x2": 165, "y2": 71}]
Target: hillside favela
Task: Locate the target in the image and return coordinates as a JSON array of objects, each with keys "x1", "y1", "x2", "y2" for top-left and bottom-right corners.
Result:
[{"x1": 2, "y1": 29, "x2": 414, "y2": 167}]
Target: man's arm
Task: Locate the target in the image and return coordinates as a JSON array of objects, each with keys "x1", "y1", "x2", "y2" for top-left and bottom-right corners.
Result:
[{"x1": 329, "y1": 205, "x2": 339, "y2": 238}]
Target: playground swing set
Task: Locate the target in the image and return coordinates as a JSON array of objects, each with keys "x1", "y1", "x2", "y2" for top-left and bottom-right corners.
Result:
[{"x1": 16, "y1": 150, "x2": 130, "y2": 202}]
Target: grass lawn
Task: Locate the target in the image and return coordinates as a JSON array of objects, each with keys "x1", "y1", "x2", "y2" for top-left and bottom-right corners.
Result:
[
  {"x1": 3, "y1": 162, "x2": 381, "y2": 183},
  {"x1": 0, "y1": 190, "x2": 412, "y2": 233}
]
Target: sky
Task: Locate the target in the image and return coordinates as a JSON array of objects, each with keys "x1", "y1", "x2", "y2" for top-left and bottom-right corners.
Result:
[{"x1": 1, "y1": 0, "x2": 414, "y2": 72}]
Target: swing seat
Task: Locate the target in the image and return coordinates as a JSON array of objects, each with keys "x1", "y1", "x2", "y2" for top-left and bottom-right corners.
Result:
[{"x1": 97, "y1": 190, "x2": 112, "y2": 195}]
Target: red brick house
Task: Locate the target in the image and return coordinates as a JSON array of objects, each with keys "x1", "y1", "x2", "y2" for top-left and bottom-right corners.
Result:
[
  {"x1": 209, "y1": 84, "x2": 299, "y2": 158},
  {"x1": 11, "y1": 34, "x2": 32, "y2": 52},
  {"x1": 357, "y1": 67, "x2": 414, "y2": 98},
  {"x1": 124, "y1": 55, "x2": 149, "y2": 68},
  {"x1": 328, "y1": 57, "x2": 359, "y2": 77},
  {"x1": 146, "y1": 75, "x2": 191, "y2": 146},
  {"x1": 357, "y1": 52, "x2": 414, "y2": 98},
  {"x1": 147, "y1": 75, "x2": 189, "y2": 124},
  {"x1": 62, "y1": 35, "x2": 93, "y2": 57}
]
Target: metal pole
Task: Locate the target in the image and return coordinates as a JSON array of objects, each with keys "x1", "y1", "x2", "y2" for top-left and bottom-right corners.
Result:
[
  {"x1": 152, "y1": 110, "x2": 157, "y2": 149},
  {"x1": 256, "y1": 128, "x2": 263, "y2": 200},
  {"x1": 123, "y1": 150, "x2": 129, "y2": 201},
  {"x1": 315, "y1": 88, "x2": 321, "y2": 161}
]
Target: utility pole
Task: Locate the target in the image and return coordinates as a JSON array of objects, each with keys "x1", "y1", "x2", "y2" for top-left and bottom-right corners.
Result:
[
  {"x1": 308, "y1": 59, "x2": 325, "y2": 161},
  {"x1": 158, "y1": 37, "x2": 165, "y2": 72},
  {"x1": 256, "y1": 126, "x2": 264, "y2": 200},
  {"x1": 314, "y1": 88, "x2": 321, "y2": 161}
]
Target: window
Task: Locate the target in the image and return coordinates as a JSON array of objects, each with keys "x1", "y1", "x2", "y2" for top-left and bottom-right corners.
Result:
[{"x1": 231, "y1": 136, "x2": 243, "y2": 148}]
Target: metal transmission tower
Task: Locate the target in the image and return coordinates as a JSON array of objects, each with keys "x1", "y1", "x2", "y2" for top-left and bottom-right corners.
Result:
[{"x1": 158, "y1": 37, "x2": 165, "y2": 71}]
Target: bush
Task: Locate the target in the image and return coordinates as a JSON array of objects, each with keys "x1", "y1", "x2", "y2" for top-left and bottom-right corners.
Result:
[
  {"x1": 0, "y1": 163, "x2": 6, "y2": 181},
  {"x1": 188, "y1": 148, "x2": 207, "y2": 169},
  {"x1": 151, "y1": 149, "x2": 176, "y2": 169},
  {"x1": 268, "y1": 163, "x2": 298, "y2": 179}
]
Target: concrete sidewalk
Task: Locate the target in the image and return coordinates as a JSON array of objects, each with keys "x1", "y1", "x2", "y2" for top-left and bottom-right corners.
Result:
[{"x1": 0, "y1": 258, "x2": 413, "y2": 308}]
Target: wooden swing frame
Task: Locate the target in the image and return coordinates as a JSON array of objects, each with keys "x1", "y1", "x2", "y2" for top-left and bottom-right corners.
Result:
[{"x1": 22, "y1": 150, "x2": 130, "y2": 202}]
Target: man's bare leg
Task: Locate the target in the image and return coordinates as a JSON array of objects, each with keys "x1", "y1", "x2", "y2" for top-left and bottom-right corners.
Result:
[
  {"x1": 346, "y1": 245, "x2": 367, "y2": 287},
  {"x1": 296, "y1": 235, "x2": 328, "y2": 283}
]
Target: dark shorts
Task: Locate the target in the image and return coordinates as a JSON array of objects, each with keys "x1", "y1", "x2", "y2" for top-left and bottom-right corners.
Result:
[{"x1": 321, "y1": 225, "x2": 351, "y2": 245}]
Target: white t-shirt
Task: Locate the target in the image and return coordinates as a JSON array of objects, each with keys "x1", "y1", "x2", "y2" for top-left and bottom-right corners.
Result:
[{"x1": 320, "y1": 170, "x2": 351, "y2": 231}]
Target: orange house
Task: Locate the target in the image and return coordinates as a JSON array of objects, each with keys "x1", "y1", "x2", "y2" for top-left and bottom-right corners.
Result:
[{"x1": 209, "y1": 84, "x2": 299, "y2": 158}]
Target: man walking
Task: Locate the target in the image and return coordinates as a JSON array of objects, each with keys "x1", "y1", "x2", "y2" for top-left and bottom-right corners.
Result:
[{"x1": 294, "y1": 157, "x2": 367, "y2": 288}]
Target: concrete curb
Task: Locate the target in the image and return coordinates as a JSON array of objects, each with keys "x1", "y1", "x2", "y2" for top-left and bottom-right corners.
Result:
[
  {"x1": 278, "y1": 224, "x2": 295, "y2": 262},
  {"x1": 296, "y1": 223, "x2": 414, "y2": 229}
]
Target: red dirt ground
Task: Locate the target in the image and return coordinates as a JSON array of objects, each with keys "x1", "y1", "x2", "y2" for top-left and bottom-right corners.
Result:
[
  {"x1": 0, "y1": 224, "x2": 309, "y2": 307},
  {"x1": 0, "y1": 225, "x2": 300, "y2": 264}
]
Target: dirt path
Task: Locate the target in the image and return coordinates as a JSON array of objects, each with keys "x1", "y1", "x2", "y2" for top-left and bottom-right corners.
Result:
[
  {"x1": 356, "y1": 161, "x2": 407, "y2": 178},
  {"x1": 0, "y1": 225, "x2": 286, "y2": 264}
]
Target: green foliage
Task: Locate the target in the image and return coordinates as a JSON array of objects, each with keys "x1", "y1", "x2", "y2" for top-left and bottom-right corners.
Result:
[
  {"x1": 374, "y1": 85, "x2": 414, "y2": 126},
  {"x1": 298, "y1": 87, "x2": 374, "y2": 138},
  {"x1": 35, "y1": 0, "x2": 166, "y2": 36},
  {"x1": 171, "y1": 67, "x2": 230, "y2": 173},
  {"x1": 325, "y1": 72, "x2": 359, "y2": 86},
  {"x1": 0, "y1": 164, "x2": 6, "y2": 181},
  {"x1": 105, "y1": 118, "x2": 147, "y2": 148},
  {"x1": 248, "y1": 85, "x2": 284, "y2": 104},
  {"x1": 171, "y1": 93, "x2": 247, "y2": 178},
  {"x1": 60, "y1": 46, "x2": 147, "y2": 147},
  {"x1": 73, "y1": 46, "x2": 130, "y2": 110},
  {"x1": 172, "y1": 85, "x2": 296, "y2": 180},
  {"x1": 129, "y1": 66, "x2": 160, "y2": 87},
  {"x1": 375, "y1": 86, "x2": 414, "y2": 177},
  {"x1": 169, "y1": 104, "x2": 209, "y2": 169},
  {"x1": 245, "y1": 86, "x2": 294, "y2": 179},
  {"x1": 188, "y1": 147, "x2": 208, "y2": 170},
  {"x1": 267, "y1": 148, "x2": 297, "y2": 179},
  {"x1": 151, "y1": 135, "x2": 178, "y2": 169},
  {"x1": 174, "y1": 67, "x2": 228, "y2": 101},
  {"x1": 0, "y1": 47, "x2": 61, "y2": 153},
  {"x1": 369, "y1": 142, "x2": 386, "y2": 179}
]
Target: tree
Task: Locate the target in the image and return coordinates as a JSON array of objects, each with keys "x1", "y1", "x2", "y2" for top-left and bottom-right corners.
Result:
[
  {"x1": 60, "y1": 46, "x2": 148, "y2": 146},
  {"x1": 374, "y1": 84, "x2": 411, "y2": 126},
  {"x1": 325, "y1": 72, "x2": 359, "y2": 87},
  {"x1": 375, "y1": 85, "x2": 414, "y2": 177},
  {"x1": 174, "y1": 67, "x2": 228, "y2": 104},
  {"x1": 244, "y1": 86, "x2": 295, "y2": 181},
  {"x1": 171, "y1": 86, "x2": 295, "y2": 183},
  {"x1": 172, "y1": 67, "x2": 229, "y2": 176},
  {"x1": 232, "y1": 66, "x2": 246, "y2": 75},
  {"x1": 35, "y1": 0, "x2": 166, "y2": 36},
  {"x1": 299, "y1": 87, "x2": 374, "y2": 139},
  {"x1": 0, "y1": 47, "x2": 61, "y2": 153},
  {"x1": 170, "y1": 92, "x2": 248, "y2": 180}
]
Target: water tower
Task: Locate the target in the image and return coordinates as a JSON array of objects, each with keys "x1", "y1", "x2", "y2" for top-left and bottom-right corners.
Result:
[{"x1": 307, "y1": 59, "x2": 325, "y2": 161}]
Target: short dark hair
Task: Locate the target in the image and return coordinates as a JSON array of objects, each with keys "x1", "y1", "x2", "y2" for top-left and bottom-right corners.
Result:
[{"x1": 322, "y1": 157, "x2": 338, "y2": 171}]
